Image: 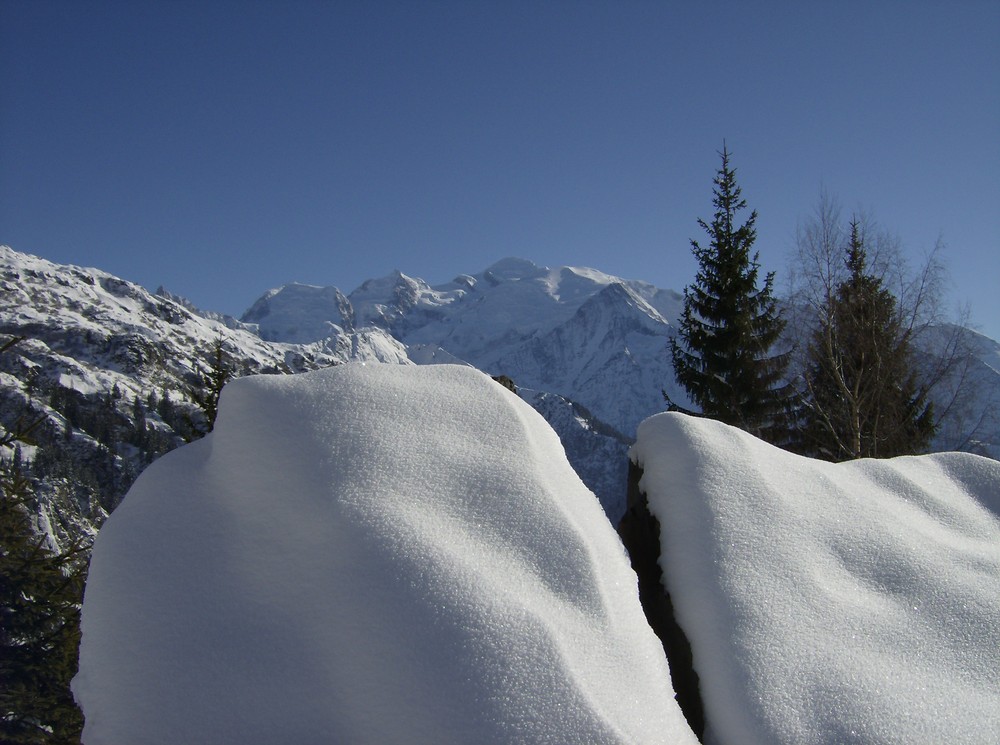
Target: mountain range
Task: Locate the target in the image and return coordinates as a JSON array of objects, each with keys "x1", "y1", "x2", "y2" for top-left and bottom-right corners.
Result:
[
  {"x1": 1, "y1": 245, "x2": 998, "y2": 545},
  {"x1": 241, "y1": 256, "x2": 687, "y2": 436}
]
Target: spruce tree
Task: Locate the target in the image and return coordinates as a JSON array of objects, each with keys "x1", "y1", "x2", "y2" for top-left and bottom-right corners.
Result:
[
  {"x1": 188, "y1": 337, "x2": 233, "y2": 435},
  {"x1": 800, "y1": 220, "x2": 935, "y2": 459},
  {"x1": 670, "y1": 145, "x2": 790, "y2": 440}
]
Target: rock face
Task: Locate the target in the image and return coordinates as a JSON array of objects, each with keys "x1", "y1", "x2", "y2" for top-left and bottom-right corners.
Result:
[
  {"x1": 73, "y1": 364, "x2": 699, "y2": 745},
  {"x1": 618, "y1": 461, "x2": 704, "y2": 739}
]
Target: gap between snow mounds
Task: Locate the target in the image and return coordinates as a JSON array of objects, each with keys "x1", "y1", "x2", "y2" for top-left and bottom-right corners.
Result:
[
  {"x1": 631, "y1": 411, "x2": 1000, "y2": 745},
  {"x1": 73, "y1": 363, "x2": 699, "y2": 745},
  {"x1": 618, "y1": 459, "x2": 706, "y2": 740}
]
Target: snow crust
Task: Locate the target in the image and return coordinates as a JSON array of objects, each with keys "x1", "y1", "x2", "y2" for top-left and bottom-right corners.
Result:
[
  {"x1": 73, "y1": 364, "x2": 697, "y2": 745},
  {"x1": 632, "y1": 412, "x2": 1000, "y2": 745}
]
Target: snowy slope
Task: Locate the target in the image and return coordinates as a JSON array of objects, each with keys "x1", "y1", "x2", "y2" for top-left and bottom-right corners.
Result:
[
  {"x1": 0, "y1": 245, "x2": 408, "y2": 387},
  {"x1": 73, "y1": 364, "x2": 698, "y2": 745},
  {"x1": 523, "y1": 388, "x2": 632, "y2": 519},
  {"x1": 942, "y1": 329, "x2": 1000, "y2": 455},
  {"x1": 241, "y1": 281, "x2": 354, "y2": 343},
  {"x1": 0, "y1": 245, "x2": 409, "y2": 543},
  {"x1": 632, "y1": 412, "x2": 1000, "y2": 745}
]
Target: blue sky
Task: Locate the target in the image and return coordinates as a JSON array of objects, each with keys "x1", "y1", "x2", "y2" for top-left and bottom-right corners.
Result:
[{"x1": 2, "y1": 1, "x2": 998, "y2": 339}]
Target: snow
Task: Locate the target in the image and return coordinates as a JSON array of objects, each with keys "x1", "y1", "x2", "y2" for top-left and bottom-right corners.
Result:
[
  {"x1": 0, "y1": 245, "x2": 411, "y2": 402},
  {"x1": 240, "y1": 281, "x2": 351, "y2": 343},
  {"x1": 631, "y1": 412, "x2": 1000, "y2": 745},
  {"x1": 349, "y1": 270, "x2": 467, "y2": 329},
  {"x1": 73, "y1": 364, "x2": 697, "y2": 745},
  {"x1": 387, "y1": 261, "x2": 683, "y2": 436}
]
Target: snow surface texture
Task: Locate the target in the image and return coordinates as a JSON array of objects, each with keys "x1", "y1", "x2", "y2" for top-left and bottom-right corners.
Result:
[
  {"x1": 73, "y1": 364, "x2": 697, "y2": 745},
  {"x1": 632, "y1": 412, "x2": 1000, "y2": 745}
]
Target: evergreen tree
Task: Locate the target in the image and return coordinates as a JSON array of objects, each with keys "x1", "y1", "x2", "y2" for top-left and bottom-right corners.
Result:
[
  {"x1": 0, "y1": 345, "x2": 87, "y2": 743},
  {"x1": 800, "y1": 220, "x2": 935, "y2": 459},
  {"x1": 669, "y1": 145, "x2": 790, "y2": 441},
  {"x1": 188, "y1": 338, "x2": 233, "y2": 435}
]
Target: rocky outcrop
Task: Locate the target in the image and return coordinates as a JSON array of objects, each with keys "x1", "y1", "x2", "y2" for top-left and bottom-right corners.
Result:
[{"x1": 618, "y1": 461, "x2": 705, "y2": 740}]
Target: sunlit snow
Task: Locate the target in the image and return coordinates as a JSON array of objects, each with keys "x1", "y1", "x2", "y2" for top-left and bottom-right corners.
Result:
[
  {"x1": 72, "y1": 364, "x2": 697, "y2": 745},
  {"x1": 632, "y1": 412, "x2": 1000, "y2": 745},
  {"x1": 70, "y1": 359, "x2": 1000, "y2": 745}
]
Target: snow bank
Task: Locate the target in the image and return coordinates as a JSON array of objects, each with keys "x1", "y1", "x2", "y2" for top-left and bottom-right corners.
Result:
[
  {"x1": 632, "y1": 412, "x2": 1000, "y2": 745},
  {"x1": 73, "y1": 364, "x2": 697, "y2": 745}
]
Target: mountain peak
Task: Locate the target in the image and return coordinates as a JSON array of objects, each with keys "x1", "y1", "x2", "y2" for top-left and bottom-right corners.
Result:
[
  {"x1": 481, "y1": 257, "x2": 546, "y2": 283},
  {"x1": 240, "y1": 282, "x2": 352, "y2": 343}
]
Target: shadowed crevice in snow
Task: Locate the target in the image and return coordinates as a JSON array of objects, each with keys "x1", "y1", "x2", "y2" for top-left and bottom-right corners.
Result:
[{"x1": 618, "y1": 461, "x2": 705, "y2": 741}]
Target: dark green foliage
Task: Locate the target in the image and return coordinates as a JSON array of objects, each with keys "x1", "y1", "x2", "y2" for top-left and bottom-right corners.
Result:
[
  {"x1": 187, "y1": 338, "x2": 233, "y2": 435},
  {"x1": 670, "y1": 145, "x2": 791, "y2": 441},
  {"x1": 799, "y1": 221, "x2": 935, "y2": 459},
  {"x1": 0, "y1": 401, "x2": 86, "y2": 744}
]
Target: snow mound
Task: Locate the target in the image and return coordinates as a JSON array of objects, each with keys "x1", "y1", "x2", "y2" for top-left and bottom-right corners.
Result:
[
  {"x1": 632, "y1": 412, "x2": 1000, "y2": 745},
  {"x1": 73, "y1": 364, "x2": 697, "y2": 745}
]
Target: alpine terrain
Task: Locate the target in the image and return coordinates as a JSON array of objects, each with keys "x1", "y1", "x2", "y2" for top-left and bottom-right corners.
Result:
[{"x1": 2, "y1": 245, "x2": 998, "y2": 547}]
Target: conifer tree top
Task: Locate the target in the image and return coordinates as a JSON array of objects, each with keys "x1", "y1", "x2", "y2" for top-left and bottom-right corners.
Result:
[{"x1": 670, "y1": 144, "x2": 790, "y2": 441}]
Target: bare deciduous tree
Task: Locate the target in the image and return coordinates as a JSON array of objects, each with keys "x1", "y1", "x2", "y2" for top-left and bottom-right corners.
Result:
[{"x1": 786, "y1": 190, "x2": 994, "y2": 458}]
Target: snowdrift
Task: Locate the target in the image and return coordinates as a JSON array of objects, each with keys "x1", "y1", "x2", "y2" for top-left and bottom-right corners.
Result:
[
  {"x1": 632, "y1": 412, "x2": 1000, "y2": 745},
  {"x1": 72, "y1": 364, "x2": 697, "y2": 745}
]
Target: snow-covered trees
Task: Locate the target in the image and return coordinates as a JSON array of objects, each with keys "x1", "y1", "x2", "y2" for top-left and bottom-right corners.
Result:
[
  {"x1": 670, "y1": 145, "x2": 790, "y2": 442},
  {"x1": 0, "y1": 338, "x2": 86, "y2": 744}
]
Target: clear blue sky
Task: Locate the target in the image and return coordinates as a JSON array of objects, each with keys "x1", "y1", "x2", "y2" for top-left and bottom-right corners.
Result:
[{"x1": 2, "y1": 1, "x2": 998, "y2": 339}]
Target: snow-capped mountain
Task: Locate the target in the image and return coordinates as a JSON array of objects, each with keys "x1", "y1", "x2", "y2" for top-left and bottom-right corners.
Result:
[
  {"x1": 237, "y1": 256, "x2": 1000, "y2": 460},
  {"x1": 2, "y1": 245, "x2": 999, "y2": 545},
  {"x1": 0, "y1": 248, "x2": 639, "y2": 541},
  {"x1": 0, "y1": 246, "x2": 409, "y2": 546},
  {"x1": 244, "y1": 257, "x2": 687, "y2": 437},
  {"x1": 241, "y1": 282, "x2": 355, "y2": 343}
]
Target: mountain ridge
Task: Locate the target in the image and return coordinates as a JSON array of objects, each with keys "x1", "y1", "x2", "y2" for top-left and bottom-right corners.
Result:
[
  {"x1": 0, "y1": 247, "x2": 637, "y2": 538},
  {"x1": 2, "y1": 244, "x2": 998, "y2": 539},
  {"x1": 237, "y1": 256, "x2": 688, "y2": 437}
]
